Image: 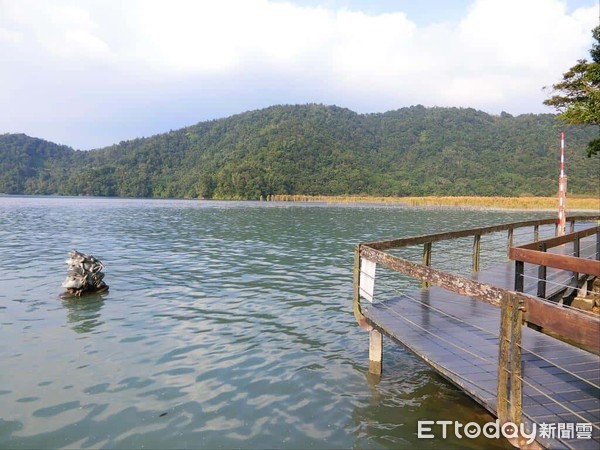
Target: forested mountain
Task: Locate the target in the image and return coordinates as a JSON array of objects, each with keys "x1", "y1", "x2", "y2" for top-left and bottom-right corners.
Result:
[{"x1": 1, "y1": 104, "x2": 598, "y2": 199}]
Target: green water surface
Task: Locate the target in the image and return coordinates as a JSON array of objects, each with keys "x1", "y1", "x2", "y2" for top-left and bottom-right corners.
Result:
[{"x1": 1, "y1": 197, "x2": 549, "y2": 449}]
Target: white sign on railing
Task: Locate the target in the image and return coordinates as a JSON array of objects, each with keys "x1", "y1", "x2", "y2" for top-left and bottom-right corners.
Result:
[{"x1": 359, "y1": 258, "x2": 376, "y2": 303}]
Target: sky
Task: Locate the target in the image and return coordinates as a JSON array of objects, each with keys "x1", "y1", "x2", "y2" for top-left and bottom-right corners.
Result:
[{"x1": 1, "y1": 0, "x2": 598, "y2": 150}]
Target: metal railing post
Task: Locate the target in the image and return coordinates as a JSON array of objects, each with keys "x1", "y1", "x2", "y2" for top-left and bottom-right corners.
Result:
[
  {"x1": 515, "y1": 260, "x2": 524, "y2": 292},
  {"x1": 473, "y1": 234, "x2": 481, "y2": 273},
  {"x1": 573, "y1": 235, "x2": 580, "y2": 258},
  {"x1": 537, "y1": 243, "x2": 547, "y2": 298},
  {"x1": 422, "y1": 242, "x2": 432, "y2": 288},
  {"x1": 570, "y1": 235, "x2": 580, "y2": 293}
]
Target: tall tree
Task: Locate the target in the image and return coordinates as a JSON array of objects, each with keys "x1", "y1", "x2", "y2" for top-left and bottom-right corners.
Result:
[{"x1": 544, "y1": 26, "x2": 600, "y2": 156}]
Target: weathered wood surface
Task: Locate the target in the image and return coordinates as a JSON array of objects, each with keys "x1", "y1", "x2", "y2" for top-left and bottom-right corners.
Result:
[
  {"x1": 364, "y1": 216, "x2": 599, "y2": 251},
  {"x1": 497, "y1": 293, "x2": 512, "y2": 425},
  {"x1": 509, "y1": 295, "x2": 523, "y2": 427},
  {"x1": 360, "y1": 245, "x2": 506, "y2": 307},
  {"x1": 517, "y1": 227, "x2": 599, "y2": 251},
  {"x1": 510, "y1": 247, "x2": 600, "y2": 277},
  {"x1": 358, "y1": 225, "x2": 600, "y2": 449},
  {"x1": 472, "y1": 265, "x2": 600, "y2": 356},
  {"x1": 360, "y1": 230, "x2": 599, "y2": 353},
  {"x1": 362, "y1": 226, "x2": 598, "y2": 306},
  {"x1": 471, "y1": 233, "x2": 600, "y2": 355},
  {"x1": 362, "y1": 286, "x2": 600, "y2": 450}
]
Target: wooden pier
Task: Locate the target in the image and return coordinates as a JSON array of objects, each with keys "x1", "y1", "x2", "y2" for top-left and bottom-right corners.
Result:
[{"x1": 353, "y1": 216, "x2": 600, "y2": 449}]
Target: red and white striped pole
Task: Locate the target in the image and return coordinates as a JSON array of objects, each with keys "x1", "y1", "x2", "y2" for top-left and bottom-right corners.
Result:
[{"x1": 557, "y1": 132, "x2": 567, "y2": 236}]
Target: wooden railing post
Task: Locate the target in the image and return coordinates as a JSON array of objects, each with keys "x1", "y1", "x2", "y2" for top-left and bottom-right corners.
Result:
[
  {"x1": 498, "y1": 293, "x2": 523, "y2": 427},
  {"x1": 497, "y1": 293, "x2": 511, "y2": 424},
  {"x1": 422, "y1": 242, "x2": 432, "y2": 288},
  {"x1": 473, "y1": 234, "x2": 481, "y2": 273},
  {"x1": 533, "y1": 224, "x2": 539, "y2": 242},
  {"x1": 507, "y1": 228, "x2": 514, "y2": 259},
  {"x1": 509, "y1": 294, "x2": 523, "y2": 425}
]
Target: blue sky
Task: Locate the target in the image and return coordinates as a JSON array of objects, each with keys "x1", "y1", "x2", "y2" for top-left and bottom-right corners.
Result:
[{"x1": 1, "y1": 0, "x2": 598, "y2": 150}]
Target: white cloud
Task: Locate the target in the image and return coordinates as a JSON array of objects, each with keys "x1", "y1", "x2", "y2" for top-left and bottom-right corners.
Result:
[
  {"x1": 1, "y1": 1, "x2": 114, "y2": 61},
  {"x1": 458, "y1": 0, "x2": 593, "y2": 69},
  {"x1": 0, "y1": 26, "x2": 22, "y2": 44},
  {"x1": 129, "y1": 0, "x2": 334, "y2": 72},
  {"x1": 330, "y1": 10, "x2": 417, "y2": 82},
  {"x1": 0, "y1": 0, "x2": 597, "y2": 148}
]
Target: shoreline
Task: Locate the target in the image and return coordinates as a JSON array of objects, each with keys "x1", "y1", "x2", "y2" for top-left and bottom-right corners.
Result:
[
  {"x1": 2, "y1": 193, "x2": 599, "y2": 211},
  {"x1": 269, "y1": 195, "x2": 600, "y2": 211}
]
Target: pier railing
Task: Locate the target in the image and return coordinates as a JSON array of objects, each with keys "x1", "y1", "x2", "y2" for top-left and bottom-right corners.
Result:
[
  {"x1": 354, "y1": 215, "x2": 600, "y2": 351},
  {"x1": 353, "y1": 214, "x2": 600, "y2": 446},
  {"x1": 511, "y1": 226, "x2": 600, "y2": 296}
]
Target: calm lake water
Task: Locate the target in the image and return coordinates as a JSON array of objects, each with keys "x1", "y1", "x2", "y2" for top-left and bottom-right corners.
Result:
[{"x1": 0, "y1": 197, "x2": 553, "y2": 449}]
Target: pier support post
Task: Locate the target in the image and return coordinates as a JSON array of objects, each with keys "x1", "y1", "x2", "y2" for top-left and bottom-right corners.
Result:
[{"x1": 368, "y1": 329, "x2": 383, "y2": 375}]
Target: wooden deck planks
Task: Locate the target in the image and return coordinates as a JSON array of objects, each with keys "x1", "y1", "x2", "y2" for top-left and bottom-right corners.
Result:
[
  {"x1": 362, "y1": 284, "x2": 600, "y2": 449},
  {"x1": 474, "y1": 234, "x2": 598, "y2": 298}
]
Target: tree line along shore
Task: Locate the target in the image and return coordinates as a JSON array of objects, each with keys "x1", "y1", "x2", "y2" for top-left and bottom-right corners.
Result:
[{"x1": 1, "y1": 105, "x2": 599, "y2": 200}]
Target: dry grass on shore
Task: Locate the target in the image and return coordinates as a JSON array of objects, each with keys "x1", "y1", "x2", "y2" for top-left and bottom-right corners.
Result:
[{"x1": 270, "y1": 194, "x2": 600, "y2": 211}]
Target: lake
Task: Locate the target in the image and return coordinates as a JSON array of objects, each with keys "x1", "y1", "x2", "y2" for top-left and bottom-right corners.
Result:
[{"x1": 0, "y1": 197, "x2": 553, "y2": 449}]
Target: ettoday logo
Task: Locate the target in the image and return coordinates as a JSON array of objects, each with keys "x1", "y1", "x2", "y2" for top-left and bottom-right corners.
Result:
[
  {"x1": 418, "y1": 420, "x2": 594, "y2": 444},
  {"x1": 418, "y1": 420, "x2": 535, "y2": 445}
]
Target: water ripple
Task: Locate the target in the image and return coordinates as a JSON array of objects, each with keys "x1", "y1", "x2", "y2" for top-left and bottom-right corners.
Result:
[{"x1": 0, "y1": 197, "x2": 538, "y2": 449}]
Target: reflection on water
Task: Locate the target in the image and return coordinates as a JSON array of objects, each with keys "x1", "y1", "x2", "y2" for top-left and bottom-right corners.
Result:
[
  {"x1": 0, "y1": 197, "x2": 543, "y2": 449},
  {"x1": 62, "y1": 294, "x2": 106, "y2": 334}
]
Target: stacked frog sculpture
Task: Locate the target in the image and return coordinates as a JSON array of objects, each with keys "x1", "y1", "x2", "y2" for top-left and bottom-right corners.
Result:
[{"x1": 61, "y1": 250, "x2": 108, "y2": 297}]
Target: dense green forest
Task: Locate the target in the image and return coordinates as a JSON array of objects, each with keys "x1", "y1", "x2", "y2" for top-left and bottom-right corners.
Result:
[{"x1": 1, "y1": 104, "x2": 598, "y2": 199}]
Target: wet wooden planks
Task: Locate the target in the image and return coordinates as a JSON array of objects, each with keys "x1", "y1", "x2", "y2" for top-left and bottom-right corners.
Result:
[
  {"x1": 475, "y1": 233, "x2": 598, "y2": 298},
  {"x1": 362, "y1": 285, "x2": 600, "y2": 449},
  {"x1": 473, "y1": 261, "x2": 576, "y2": 298}
]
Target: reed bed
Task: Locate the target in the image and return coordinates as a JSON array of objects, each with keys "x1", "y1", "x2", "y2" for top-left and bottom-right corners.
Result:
[{"x1": 270, "y1": 194, "x2": 600, "y2": 211}]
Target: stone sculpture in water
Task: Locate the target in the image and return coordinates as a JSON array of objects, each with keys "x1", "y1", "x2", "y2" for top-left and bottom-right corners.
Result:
[{"x1": 61, "y1": 250, "x2": 108, "y2": 298}]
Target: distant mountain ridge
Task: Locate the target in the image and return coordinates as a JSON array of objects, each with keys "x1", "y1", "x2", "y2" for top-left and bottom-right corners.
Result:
[{"x1": 1, "y1": 104, "x2": 598, "y2": 198}]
